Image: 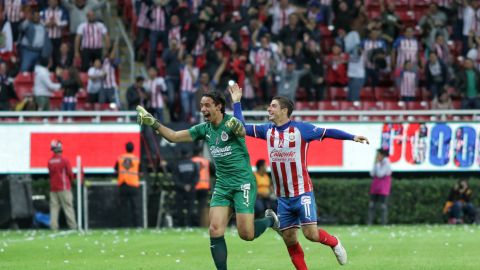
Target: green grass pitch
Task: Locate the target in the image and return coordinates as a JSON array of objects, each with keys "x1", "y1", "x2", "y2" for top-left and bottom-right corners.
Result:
[{"x1": 1, "y1": 225, "x2": 479, "y2": 270}]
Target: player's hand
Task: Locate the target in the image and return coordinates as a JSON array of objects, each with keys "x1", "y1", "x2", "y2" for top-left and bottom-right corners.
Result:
[
  {"x1": 225, "y1": 117, "x2": 245, "y2": 137},
  {"x1": 136, "y1": 105, "x2": 161, "y2": 130},
  {"x1": 228, "y1": 81, "x2": 243, "y2": 103},
  {"x1": 354, "y1": 135, "x2": 369, "y2": 144}
]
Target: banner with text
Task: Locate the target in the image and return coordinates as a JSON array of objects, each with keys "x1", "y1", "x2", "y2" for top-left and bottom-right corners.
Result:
[{"x1": 245, "y1": 122, "x2": 480, "y2": 172}]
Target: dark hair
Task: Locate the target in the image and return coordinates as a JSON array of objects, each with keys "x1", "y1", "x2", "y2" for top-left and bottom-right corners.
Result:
[
  {"x1": 256, "y1": 159, "x2": 266, "y2": 171},
  {"x1": 126, "y1": 142, "x2": 134, "y2": 153},
  {"x1": 135, "y1": 76, "x2": 145, "y2": 83},
  {"x1": 377, "y1": 148, "x2": 389, "y2": 156},
  {"x1": 272, "y1": 96, "x2": 295, "y2": 117},
  {"x1": 39, "y1": 57, "x2": 50, "y2": 67},
  {"x1": 202, "y1": 91, "x2": 226, "y2": 114}
]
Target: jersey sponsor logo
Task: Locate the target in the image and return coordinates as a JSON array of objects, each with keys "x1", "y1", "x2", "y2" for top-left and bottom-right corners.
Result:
[
  {"x1": 221, "y1": 131, "x2": 229, "y2": 142},
  {"x1": 209, "y1": 145, "x2": 232, "y2": 158},
  {"x1": 301, "y1": 196, "x2": 312, "y2": 220},
  {"x1": 270, "y1": 149, "x2": 296, "y2": 162}
]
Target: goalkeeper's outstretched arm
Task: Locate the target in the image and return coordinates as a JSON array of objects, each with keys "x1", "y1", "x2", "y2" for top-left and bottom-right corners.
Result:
[{"x1": 136, "y1": 106, "x2": 193, "y2": 143}]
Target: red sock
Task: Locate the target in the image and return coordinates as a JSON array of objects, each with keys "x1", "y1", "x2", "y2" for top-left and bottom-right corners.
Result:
[
  {"x1": 287, "y1": 242, "x2": 308, "y2": 270},
  {"x1": 318, "y1": 229, "x2": 338, "y2": 247}
]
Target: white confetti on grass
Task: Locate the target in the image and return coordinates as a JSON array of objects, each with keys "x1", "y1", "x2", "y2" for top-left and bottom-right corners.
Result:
[
  {"x1": 120, "y1": 255, "x2": 125, "y2": 258},
  {"x1": 0, "y1": 248, "x2": 4, "y2": 252},
  {"x1": 64, "y1": 260, "x2": 69, "y2": 264},
  {"x1": 175, "y1": 259, "x2": 181, "y2": 263}
]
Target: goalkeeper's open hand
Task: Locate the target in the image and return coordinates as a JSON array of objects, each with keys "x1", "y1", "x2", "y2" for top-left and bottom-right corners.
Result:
[
  {"x1": 136, "y1": 105, "x2": 161, "y2": 130},
  {"x1": 225, "y1": 117, "x2": 244, "y2": 137}
]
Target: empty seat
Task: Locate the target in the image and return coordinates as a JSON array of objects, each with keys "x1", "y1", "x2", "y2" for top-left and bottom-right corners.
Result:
[
  {"x1": 405, "y1": 101, "x2": 429, "y2": 110},
  {"x1": 360, "y1": 87, "x2": 375, "y2": 101},
  {"x1": 327, "y1": 87, "x2": 348, "y2": 100},
  {"x1": 14, "y1": 72, "x2": 34, "y2": 99},
  {"x1": 360, "y1": 101, "x2": 378, "y2": 110},
  {"x1": 317, "y1": 101, "x2": 340, "y2": 110},
  {"x1": 374, "y1": 87, "x2": 400, "y2": 101},
  {"x1": 383, "y1": 101, "x2": 406, "y2": 110}
]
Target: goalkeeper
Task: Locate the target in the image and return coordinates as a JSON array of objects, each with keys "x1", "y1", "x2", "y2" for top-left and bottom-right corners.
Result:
[{"x1": 136, "y1": 91, "x2": 278, "y2": 270}]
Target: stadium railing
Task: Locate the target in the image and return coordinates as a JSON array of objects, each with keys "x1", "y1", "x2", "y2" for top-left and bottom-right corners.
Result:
[{"x1": 1, "y1": 110, "x2": 480, "y2": 123}]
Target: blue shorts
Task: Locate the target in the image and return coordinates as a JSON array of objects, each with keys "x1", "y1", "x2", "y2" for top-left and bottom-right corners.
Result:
[{"x1": 278, "y1": 192, "x2": 318, "y2": 231}]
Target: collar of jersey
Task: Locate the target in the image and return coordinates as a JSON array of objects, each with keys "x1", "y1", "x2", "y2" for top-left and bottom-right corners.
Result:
[{"x1": 273, "y1": 120, "x2": 291, "y2": 131}]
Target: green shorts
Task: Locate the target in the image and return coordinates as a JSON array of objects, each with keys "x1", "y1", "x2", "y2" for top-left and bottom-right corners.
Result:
[{"x1": 210, "y1": 181, "x2": 257, "y2": 214}]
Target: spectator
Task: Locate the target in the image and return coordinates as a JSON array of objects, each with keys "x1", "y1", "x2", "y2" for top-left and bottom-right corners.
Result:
[
  {"x1": 18, "y1": 9, "x2": 52, "y2": 72},
  {"x1": 126, "y1": 76, "x2": 147, "y2": 110},
  {"x1": 367, "y1": 148, "x2": 392, "y2": 225},
  {"x1": 134, "y1": 0, "x2": 152, "y2": 62},
  {"x1": 325, "y1": 44, "x2": 348, "y2": 87},
  {"x1": 425, "y1": 51, "x2": 448, "y2": 99},
  {"x1": 392, "y1": 27, "x2": 421, "y2": 70},
  {"x1": 3, "y1": 0, "x2": 26, "y2": 40},
  {"x1": 48, "y1": 139, "x2": 77, "y2": 230},
  {"x1": 462, "y1": 0, "x2": 477, "y2": 55},
  {"x1": 144, "y1": 66, "x2": 167, "y2": 123},
  {"x1": 33, "y1": 57, "x2": 61, "y2": 110},
  {"x1": 191, "y1": 148, "x2": 211, "y2": 227},
  {"x1": 254, "y1": 159, "x2": 275, "y2": 218},
  {"x1": 347, "y1": 44, "x2": 365, "y2": 101},
  {"x1": 0, "y1": 61, "x2": 17, "y2": 110},
  {"x1": 167, "y1": 14, "x2": 182, "y2": 48},
  {"x1": 431, "y1": 33, "x2": 452, "y2": 66},
  {"x1": 332, "y1": 0, "x2": 358, "y2": 33},
  {"x1": 418, "y1": 3, "x2": 448, "y2": 50},
  {"x1": 58, "y1": 66, "x2": 82, "y2": 111},
  {"x1": 61, "y1": 0, "x2": 106, "y2": 42},
  {"x1": 162, "y1": 39, "x2": 182, "y2": 120},
  {"x1": 100, "y1": 45, "x2": 120, "y2": 109},
  {"x1": 380, "y1": 2, "x2": 401, "y2": 44},
  {"x1": 276, "y1": 58, "x2": 309, "y2": 102},
  {"x1": 398, "y1": 60, "x2": 418, "y2": 102},
  {"x1": 432, "y1": 90, "x2": 454, "y2": 110},
  {"x1": 362, "y1": 28, "x2": 387, "y2": 90},
  {"x1": 40, "y1": 0, "x2": 68, "y2": 70},
  {"x1": 268, "y1": 0, "x2": 297, "y2": 37},
  {"x1": 300, "y1": 40, "x2": 324, "y2": 101},
  {"x1": 467, "y1": 35, "x2": 480, "y2": 71},
  {"x1": 278, "y1": 13, "x2": 304, "y2": 47},
  {"x1": 0, "y1": 11, "x2": 14, "y2": 63},
  {"x1": 443, "y1": 180, "x2": 476, "y2": 224},
  {"x1": 180, "y1": 54, "x2": 198, "y2": 122},
  {"x1": 241, "y1": 63, "x2": 258, "y2": 109},
  {"x1": 57, "y1": 42, "x2": 73, "y2": 69},
  {"x1": 173, "y1": 148, "x2": 199, "y2": 227},
  {"x1": 75, "y1": 10, "x2": 110, "y2": 71},
  {"x1": 86, "y1": 58, "x2": 105, "y2": 109},
  {"x1": 148, "y1": 1, "x2": 167, "y2": 67},
  {"x1": 114, "y1": 142, "x2": 141, "y2": 228},
  {"x1": 456, "y1": 58, "x2": 480, "y2": 109}
]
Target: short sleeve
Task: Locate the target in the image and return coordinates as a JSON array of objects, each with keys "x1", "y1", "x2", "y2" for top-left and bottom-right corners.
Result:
[
  {"x1": 76, "y1": 23, "x2": 85, "y2": 35},
  {"x1": 189, "y1": 123, "x2": 207, "y2": 141},
  {"x1": 295, "y1": 122, "x2": 326, "y2": 142},
  {"x1": 100, "y1": 23, "x2": 108, "y2": 34}
]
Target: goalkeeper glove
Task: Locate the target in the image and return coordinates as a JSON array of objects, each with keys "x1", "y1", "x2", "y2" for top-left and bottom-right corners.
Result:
[
  {"x1": 136, "y1": 105, "x2": 161, "y2": 130},
  {"x1": 225, "y1": 117, "x2": 244, "y2": 136}
]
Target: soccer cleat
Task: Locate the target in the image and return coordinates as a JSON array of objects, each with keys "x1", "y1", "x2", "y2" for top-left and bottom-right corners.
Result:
[
  {"x1": 332, "y1": 238, "x2": 347, "y2": 265},
  {"x1": 136, "y1": 105, "x2": 160, "y2": 129},
  {"x1": 265, "y1": 209, "x2": 279, "y2": 231}
]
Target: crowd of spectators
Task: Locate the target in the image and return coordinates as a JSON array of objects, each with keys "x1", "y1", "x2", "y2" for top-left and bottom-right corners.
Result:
[{"x1": 3, "y1": 0, "x2": 480, "y2": 119}]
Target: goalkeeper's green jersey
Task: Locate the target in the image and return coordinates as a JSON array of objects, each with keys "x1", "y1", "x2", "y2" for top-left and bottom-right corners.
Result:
[{"x1": 189, "y1": 114, "x2": 255, "y2": 188}]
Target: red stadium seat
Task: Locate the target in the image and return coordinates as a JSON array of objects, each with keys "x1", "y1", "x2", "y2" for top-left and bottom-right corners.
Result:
[
  {"x1": 374, "y1": 87, "x2": 399, "y2": 101},
  {"x1": 452, "y1": 100, "x2": 461, "y2": 109},
  {"x1": 360, "y1": 87, "x2": 375, "y2": 101},
  {"x1": 79, "y1": 72, "x2": 89, "y2": 88},
  {"x1": 14, "y1": 72, "x2": 34, "y2": 99},
  {"x1": 295, "y1": 87, "x2": 308, "y2": 101},
  {"x1": 405, "y1": 101, "x2": 429, "y2": 110},
  {"x1": 317, "y1": 101, "x2": 340, "y2": 110},
  {"x1": 383, "y1": 101, "x2": 406, "y2": 110},
  {"x1": 397, "y1": 10, "x2": 416, "y2": 26},
  {"x1": 360, "y1": 101, "x2": 378, "y2": 110},
  {"x1": 327, "y1": 87, "x2": 348, "y2": 100},
  {"x1": 339, "y1": 101, "x2": 361, "y2": 111}
]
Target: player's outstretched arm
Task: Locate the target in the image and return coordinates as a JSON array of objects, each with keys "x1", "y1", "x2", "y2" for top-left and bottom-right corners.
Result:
[
  {"x1": 324, "y1": 129, "x2": 369, "y2": 144},
  {"x1": 225, "y1": 117, "x2": 246, "y2": 137},
  {"x1": 136, "y1": 105, "x2": 193, "y2": 143}
]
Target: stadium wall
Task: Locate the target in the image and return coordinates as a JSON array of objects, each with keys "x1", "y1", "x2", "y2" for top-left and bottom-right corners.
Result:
[{"x1": 0, "y1": 124, "x2": 140, "y2": 174}]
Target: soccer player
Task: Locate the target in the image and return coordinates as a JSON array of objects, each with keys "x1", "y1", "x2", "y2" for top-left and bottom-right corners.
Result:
[
  {"x1": 229, "y1": 83, "x2": 370, "y2": 269},
  {"x1": 136, "y1": 91, "x2": 278, "y2": 270}
]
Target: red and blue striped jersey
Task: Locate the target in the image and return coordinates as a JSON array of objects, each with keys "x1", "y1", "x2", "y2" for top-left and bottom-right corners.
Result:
[{"x1": 246, "y1": 121, "x2": 326, "y2": 198}]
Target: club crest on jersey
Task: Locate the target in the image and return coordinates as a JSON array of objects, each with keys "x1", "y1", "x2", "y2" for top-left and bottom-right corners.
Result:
[
  {"x1": 289, "y1": 133, "x2": 295, "y2": 141},
  {"x1": 221, "y1": 131, "x2": 229, "y2": 141}
]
